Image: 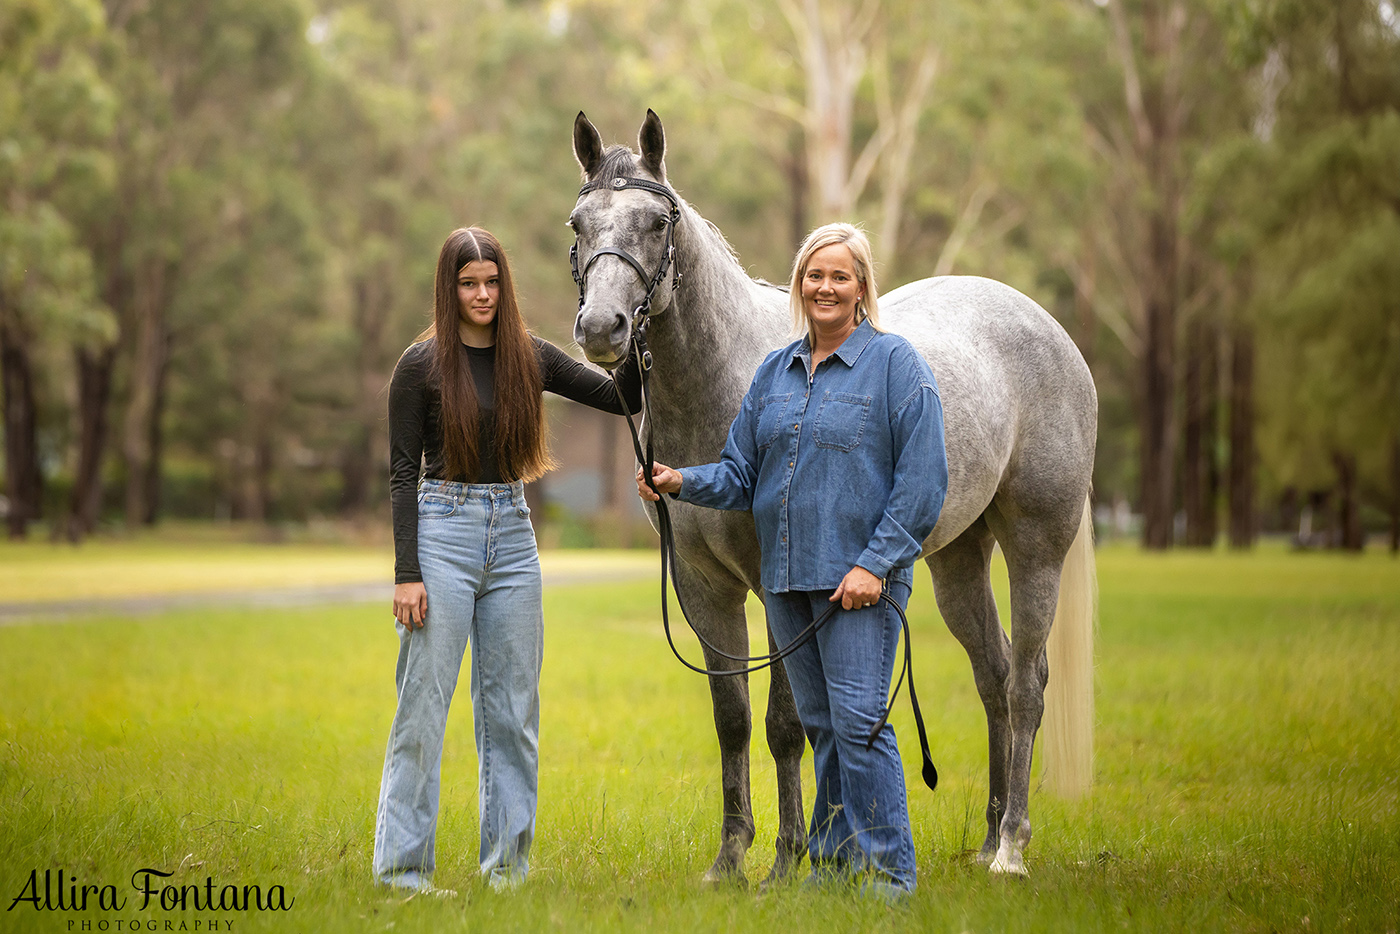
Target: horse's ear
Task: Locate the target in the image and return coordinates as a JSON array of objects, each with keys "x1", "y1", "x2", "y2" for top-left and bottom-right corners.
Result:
[
  {"x1": 574, "y1": 111, "x2": 603, "y2": 179},
  {"x1": 638, "y1": 109, "x2": 666, "y2": 180}
]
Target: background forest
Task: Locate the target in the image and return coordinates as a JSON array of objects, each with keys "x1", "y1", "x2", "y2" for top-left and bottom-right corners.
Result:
[{"x1": 3, "y1": 0, "x2": 1398, "y2": 550}]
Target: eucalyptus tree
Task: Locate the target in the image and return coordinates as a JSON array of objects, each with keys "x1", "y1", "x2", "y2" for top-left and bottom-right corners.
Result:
[
  {"x1": 1217, "y1": 0, "x2": 1400, "y2": 550},
  {"x1": 0, "y1": 0, "x2": 115, "y2": 539}
]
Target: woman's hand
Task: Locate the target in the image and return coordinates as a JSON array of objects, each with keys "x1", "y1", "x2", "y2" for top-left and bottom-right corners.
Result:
[
  {"x1": 637, "y1": 463, "x2": 683, "y2": 501},
  {"x1": 830, "y1": 566, "x2": 884, "y2": 611},
  {"x1": 393, "y1": 582, "x2": 428, "y2": 630}
]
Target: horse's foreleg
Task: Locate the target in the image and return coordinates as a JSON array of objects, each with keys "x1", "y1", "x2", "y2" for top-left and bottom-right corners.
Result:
[
  {"x1": 675, "y1": 562, "x2": 757, "y2": 885},
  {"x1": 701, "y1": 660, "x2": 755, "y2": 884},
  {"x1": 991, "y1": 555, "x2": 1062, "y2": 877},
  {"x1": 762, "y1": 619, "x2": 806, "y2": 885},
  {"x1": 926, "y1": 518, "x2": 1010, "y2": 865}
]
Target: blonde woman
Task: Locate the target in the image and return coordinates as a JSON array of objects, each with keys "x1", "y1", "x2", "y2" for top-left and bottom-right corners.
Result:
[{"x1": 639, "y1": 223, "x2": 947, "y2": 896}]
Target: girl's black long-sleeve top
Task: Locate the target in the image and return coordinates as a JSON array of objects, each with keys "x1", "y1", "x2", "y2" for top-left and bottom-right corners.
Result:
[{"x1": 389, "y1": 335, "x2": 642, "y2": 583}]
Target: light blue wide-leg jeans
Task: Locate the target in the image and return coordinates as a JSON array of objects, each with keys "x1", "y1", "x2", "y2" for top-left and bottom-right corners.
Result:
[
  {"x1": 765, "y1": 575, "x2": 917, "y2": 895},
  {"x1": 372, "y1": 479, "x2": 542, "y2": 889}
]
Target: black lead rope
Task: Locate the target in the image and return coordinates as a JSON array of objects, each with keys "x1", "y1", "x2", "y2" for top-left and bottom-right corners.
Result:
[{"x1": 606, "y1": 324, "x2": 937, "y2": 793}]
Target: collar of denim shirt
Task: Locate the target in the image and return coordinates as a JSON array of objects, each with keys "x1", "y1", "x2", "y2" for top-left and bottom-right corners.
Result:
[{"x1": 788, "y1": 317, "x2": 880, "y2": 372}]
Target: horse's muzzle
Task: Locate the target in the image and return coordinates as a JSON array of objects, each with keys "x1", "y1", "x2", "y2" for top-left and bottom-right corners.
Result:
[{"x1": 574, "y1": 306, "x2": 631, "y2": 368}]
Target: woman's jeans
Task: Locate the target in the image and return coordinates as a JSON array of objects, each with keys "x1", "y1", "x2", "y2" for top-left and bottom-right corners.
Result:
[
  {"x1": 764, "y1": 575, "x2": 917, "y2": 894},
  {"x1": 372, "y1": 479, "x2": 542, "y2": 887}
]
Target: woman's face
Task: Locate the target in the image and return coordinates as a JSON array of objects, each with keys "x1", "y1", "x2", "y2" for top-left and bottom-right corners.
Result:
[
  {"x1": 801, "y1": 243, "x2": 864, "y2": 336},
  {"x1": 456, "y1": 260, "x2": 500, "y2": 333}
]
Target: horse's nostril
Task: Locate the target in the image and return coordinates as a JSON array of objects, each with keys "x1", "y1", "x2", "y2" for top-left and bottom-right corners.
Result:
[
  {"x1": 573, "y1": 313, "x2": 587, "y2": 345},
  {"x1": 609, "y1": 312, "x2": 628, "y2": 342}
]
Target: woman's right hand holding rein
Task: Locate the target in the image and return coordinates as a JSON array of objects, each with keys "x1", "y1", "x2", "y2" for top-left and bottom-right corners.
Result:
[{"x1": 637, "y1": 463, "x2": 682, "y2": 501}]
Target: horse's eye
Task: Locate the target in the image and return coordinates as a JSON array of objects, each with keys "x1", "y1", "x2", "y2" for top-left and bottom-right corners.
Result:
[{"x1": 652, "y1": 216, "x2": 668, "y2": 232}]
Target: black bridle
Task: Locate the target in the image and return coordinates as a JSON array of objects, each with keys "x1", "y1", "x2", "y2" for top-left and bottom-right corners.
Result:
[
  {"x1": 572, "y1": 176, "x2": 937, "y2": 793},
  {"x1": 570, "y1": 175, "x2": 683, "y2": 319}
]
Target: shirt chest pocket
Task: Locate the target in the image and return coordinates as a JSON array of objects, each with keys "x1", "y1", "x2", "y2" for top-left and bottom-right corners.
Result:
[
  {"x1": 755, "y1": 393, "x2": 793, "y2": 450},
  {"x1": 814, "y1": 391, "x2": 872, "y2": 452}
]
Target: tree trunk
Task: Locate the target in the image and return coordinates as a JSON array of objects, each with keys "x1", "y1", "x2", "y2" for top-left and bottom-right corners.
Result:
[
  {"x1": 1182, "y1": 315, "x2": 1218, "y2": 547},
  {"x1": 141, "y1": 348, "x2": 169, "y2": 525},
  {"x1": 788, "y1": 127, "x2": 808, "y2": 251},
  {"x1": 1075, "y1": 243, "x2": 1098, "y2": 373},
  {"x1": 1140, "y1": 287, "x2": 1176, "y2": 549},
  {"x1": 1227, "y1": 325, "x2": 1255, "y2": 548},
  {"x1": 1390, "y1": 436, "x2": 1399, "y2": 554},
  {"x1": 251, "y1": 434, "x2": 273, "y2": 523},
  {"x1": 340, "y1": 275, "x2": 389, "y2": 517},
  {"x1": 122, "y1": 257, "x2": 173, "y2": 527},
  {"x1": 1110, "y1": 0, "x2": 1185, "y2": 550},
  {"x1": 66, "y1": 345, "x2": 117, "y2": 540},
  {"x1": 339, "y1": 426, "x2": 372, "y2": 517},
  {"x1": 1331, "y1": 451, "x2": 1364, "y2": 551},
  {"x1": 1, "y1": 317, "x2": 43, "y2": 539}
]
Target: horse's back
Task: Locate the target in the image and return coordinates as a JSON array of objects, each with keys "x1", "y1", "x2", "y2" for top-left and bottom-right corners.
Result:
[{"x1": 881, "y1": 276, "x2": 1097, "y2": 551}]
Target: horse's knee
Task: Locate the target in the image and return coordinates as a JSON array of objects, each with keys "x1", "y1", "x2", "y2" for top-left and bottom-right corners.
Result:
[{"x1": 710, "y1": 685, "x2": 752, "y2": 752}]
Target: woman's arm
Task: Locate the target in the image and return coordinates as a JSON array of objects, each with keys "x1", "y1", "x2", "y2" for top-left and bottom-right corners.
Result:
[
  {"x1": 536, "y1": 337, "x2": 643, "y2": 414},
  {"x1": 661, "y1": 382, "x2": 768, "y2": 511},
  {"x1": 388, "y1": 345, "x2": 430, "y2": 605}
]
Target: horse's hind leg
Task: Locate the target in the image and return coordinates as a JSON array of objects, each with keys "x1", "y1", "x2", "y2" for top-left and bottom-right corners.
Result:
[
  {"x1": 762, "y1": 619, "x2": 806, "y2": 884},
  {"x1": 984, "y1": 505, "x2": 1080, "y2": 876},
  {"x1": 925, "y1": 516, "x2": 1011, "y2": 865}
]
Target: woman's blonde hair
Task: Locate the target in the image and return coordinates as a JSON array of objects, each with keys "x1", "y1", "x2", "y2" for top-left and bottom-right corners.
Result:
[{"x1": 788, "y1": 222, "x2": 883, "y2": 342}]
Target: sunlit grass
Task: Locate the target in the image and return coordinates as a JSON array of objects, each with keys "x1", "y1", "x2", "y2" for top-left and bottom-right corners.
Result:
[{"x1": 1, "y1": 545, "x2": 1397, "y2": 931}]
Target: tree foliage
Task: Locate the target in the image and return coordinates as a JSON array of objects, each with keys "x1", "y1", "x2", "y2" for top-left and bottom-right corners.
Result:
[{"x1": 0, "y1": 0, "x2": 1394, "y2": 547}]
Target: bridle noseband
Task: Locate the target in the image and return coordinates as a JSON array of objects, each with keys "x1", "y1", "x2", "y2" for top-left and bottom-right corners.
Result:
[{"x1": 570, "y1": 175, "x2": 683, "y2": 325}]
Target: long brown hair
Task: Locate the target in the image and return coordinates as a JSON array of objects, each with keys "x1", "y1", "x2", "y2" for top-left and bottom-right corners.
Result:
[{"x1": 423, "y1": 227, "x2": 552, "y2": 481}]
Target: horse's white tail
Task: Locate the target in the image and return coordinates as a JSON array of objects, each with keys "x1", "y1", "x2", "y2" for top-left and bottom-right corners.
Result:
[{"x1": 1041, "y1": 495, "x2": 1097, "y2": 797}]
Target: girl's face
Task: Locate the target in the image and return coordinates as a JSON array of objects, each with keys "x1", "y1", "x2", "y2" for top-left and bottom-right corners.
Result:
[
  {"x1": 801, "y1": 243, "x2": 864, "y2": 336},
  {"x1": 456, "y1": 260, "x2": 500, "y2": 333}
]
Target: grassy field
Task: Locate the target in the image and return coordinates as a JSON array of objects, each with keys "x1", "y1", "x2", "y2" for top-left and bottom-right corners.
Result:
[{"x1": 1, "y1": 544, "x2": 1397, "y2": 932}]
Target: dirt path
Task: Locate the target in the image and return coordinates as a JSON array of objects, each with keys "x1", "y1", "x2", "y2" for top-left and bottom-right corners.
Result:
[{"x1": 0, "y1": 565, "x2": 653, "y2": 624}]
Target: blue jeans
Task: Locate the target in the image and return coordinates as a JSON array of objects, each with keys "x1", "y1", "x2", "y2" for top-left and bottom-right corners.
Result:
[
  {"x1": 372, "y1": 479, "x2": 543, "y2": 887},
  {"x1": 765, "y1": 575, "x2": 917, "y2": 894}
]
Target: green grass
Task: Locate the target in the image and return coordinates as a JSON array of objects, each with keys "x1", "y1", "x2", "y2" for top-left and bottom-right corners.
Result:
[{"x1": 1, "y1": 545, "x2": 1397, "y2": 931}]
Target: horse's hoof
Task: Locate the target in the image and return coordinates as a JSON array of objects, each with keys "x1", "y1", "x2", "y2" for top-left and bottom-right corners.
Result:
[
  {"x1": 701, "y1": 866, "x2": 749, "y2": 888},
  {"x1": 988, "y1": 851, "x2": 1028, "y2": 877}
]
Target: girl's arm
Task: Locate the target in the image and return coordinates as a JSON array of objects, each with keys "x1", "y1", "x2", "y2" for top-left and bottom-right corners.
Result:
[{"x1": 535, "y1": 337, "x2": 642, "y2": 414}]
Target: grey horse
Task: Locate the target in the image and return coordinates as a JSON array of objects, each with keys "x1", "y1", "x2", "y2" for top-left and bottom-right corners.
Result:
[{"x1": 569, "y1": 110, "x2": 1097, "y2": 881}]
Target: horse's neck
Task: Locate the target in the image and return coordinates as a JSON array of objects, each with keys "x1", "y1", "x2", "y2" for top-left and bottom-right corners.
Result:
[{"x1": 645, "y1": 208, "x2": 787, "y2": 455}]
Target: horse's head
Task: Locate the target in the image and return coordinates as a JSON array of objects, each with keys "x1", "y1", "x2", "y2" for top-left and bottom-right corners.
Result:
[{"x1": 570, "y1": 109, "x2": 681, "y2": 368}]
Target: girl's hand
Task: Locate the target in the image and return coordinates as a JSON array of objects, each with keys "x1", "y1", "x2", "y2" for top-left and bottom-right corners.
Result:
[
  {"x1": 393, "y1": 582, "x2": 428, "y2": 630},
  {"x1": 830, "y1": 566, "x2": 883, "y2": 611},
  {"x1": 637, "y1": 463, "x2": 682, "y2": 501}
]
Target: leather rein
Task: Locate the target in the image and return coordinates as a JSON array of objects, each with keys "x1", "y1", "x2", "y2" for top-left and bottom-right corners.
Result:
[{"x1": 571, "y1": 176, "x2": 937, "y2": 792}]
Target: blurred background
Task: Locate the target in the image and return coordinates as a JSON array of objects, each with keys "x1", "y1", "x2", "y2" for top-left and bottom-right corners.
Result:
[{"x1": 2, "y1": 0, "x2": 1396, "y2": 552}]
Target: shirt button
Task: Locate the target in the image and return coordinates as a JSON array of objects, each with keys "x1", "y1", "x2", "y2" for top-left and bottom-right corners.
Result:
[{"x1": 789, "y1": 461, "x2": 794, "y2": 467}]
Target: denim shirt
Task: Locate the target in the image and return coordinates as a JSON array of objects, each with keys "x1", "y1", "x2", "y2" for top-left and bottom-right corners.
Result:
[{"x1": 678, "y1": 319, "x2": 948, "y2": 593}]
